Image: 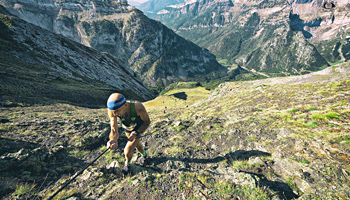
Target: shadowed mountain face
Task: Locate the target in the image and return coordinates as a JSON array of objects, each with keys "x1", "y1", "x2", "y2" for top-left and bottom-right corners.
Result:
[
  {"x1": 0, "y1": 0, "x2": 227, "y2": 88},
  {"x1": 0, "y1": 5, "x2": 155, "y2": 104},
  {"x1": 139, "y1": 0, "x2": 350, "y2": 75}
]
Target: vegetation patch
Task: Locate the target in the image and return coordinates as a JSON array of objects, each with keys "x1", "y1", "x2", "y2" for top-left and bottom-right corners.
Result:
[
  {"x1": 324, "y1": 112, "x2": 340, "y2": 119},
  {"x1": 12, "y1": 183, "x2": 37, "y2": 198},
  {"x1": 0, "y1": 14, "x2": 13, "y2": 27},
  {"x1": 1, "y1": 62, "x2": 350, "y2": 199},
  {"x1": 311, "y1": 113, "x2": 325, "y2": 120}
]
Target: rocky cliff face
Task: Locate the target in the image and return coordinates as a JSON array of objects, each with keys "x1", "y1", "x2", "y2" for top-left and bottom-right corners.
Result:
[
  {"x1": 0, "y1": 0, "x2": 227, "y2": 88},
  {"x1": 140, "y1": 0, "x2": 350, "y2": 76},
  {"x1": 289, "y1": 0, "x2": 350, "y2": 62},
  {"x1": 0, "y1": 5, "x2": 154, "y2": 101}
]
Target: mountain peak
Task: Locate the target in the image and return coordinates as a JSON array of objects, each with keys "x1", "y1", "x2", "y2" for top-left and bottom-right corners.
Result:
[
  {"x1": 139, "y1": 0, "x2": 349, "y2": 76},
  {"x1": 1, "y1": 0, "x2": 227, "y2": 91}
]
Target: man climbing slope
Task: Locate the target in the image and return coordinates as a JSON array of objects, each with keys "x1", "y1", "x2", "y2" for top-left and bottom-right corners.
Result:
[{"x1": 106, "y1": 93, "x2": 150, "y2": 174}]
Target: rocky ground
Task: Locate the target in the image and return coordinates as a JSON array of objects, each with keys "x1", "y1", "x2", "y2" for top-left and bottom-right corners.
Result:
[{"x1": 0, "y1": 63, "x2": 350, "y2": 200}]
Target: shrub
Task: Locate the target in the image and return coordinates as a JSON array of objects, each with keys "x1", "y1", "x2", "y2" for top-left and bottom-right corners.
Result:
[
  {"x1": 288, "y1": 108, "x2": 300, "y2": 113},
  {"x1": 202, "y1": 134, "x2": 211, "y2": 139},
  {"x1": 13, "y1": 183, "x2": 36, "y2": 197},
  {"x1": 325, "y1": 112, "x2": 340, "y2": 119},
  {"x1": 310, "y1": 121, "x2": 318, "y2": 128}
]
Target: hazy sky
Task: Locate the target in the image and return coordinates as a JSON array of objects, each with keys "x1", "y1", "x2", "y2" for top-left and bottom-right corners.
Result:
[{"x1": 131, "y1": 0, "x2": 149, "y2": 3}]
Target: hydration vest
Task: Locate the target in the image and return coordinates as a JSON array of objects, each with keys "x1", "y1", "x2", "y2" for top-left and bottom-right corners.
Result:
[{"x1": 118, "y1": 100, "x2": 144, "y2": 131}]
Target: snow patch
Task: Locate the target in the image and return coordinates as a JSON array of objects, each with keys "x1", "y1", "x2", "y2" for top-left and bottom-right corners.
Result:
[
  {"x1": 168, "y1": 0, "x2": 198, "y2": 9},
  {"x1": 157, "y1": 9, "x2": 170, "y2": 14}
]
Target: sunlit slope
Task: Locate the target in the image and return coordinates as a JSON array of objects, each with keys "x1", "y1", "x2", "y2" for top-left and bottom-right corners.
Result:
[
  {"x1": 1, "y1": 63, "x2": 350, "y2": 199},
  {"x1": 143, "y1": 86, "x2": 211, "y2": 120},
  {"x1": 179, "y1": 62, "x2": 350, "y2": 144}
]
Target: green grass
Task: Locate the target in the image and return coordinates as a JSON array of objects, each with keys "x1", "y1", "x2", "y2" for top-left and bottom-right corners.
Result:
[
  {"x1": 46, "y1": 188, "x2": 78, "y2": 200},
  {"x1": 324, "y1": 112, "x2": 340, "y2": 119},
  {"x1": 288, "y1": 108, "x2": 300, "y2": 113},
  {"x1": 329, "y1": 60, "x2": 345, "y2": 66},
  {"x1": 202, "y1": 134, "x2": 211, "y2": 139},
  {"x1": 342, "y1": 110, "x2": 350, "y2": 114},
  {"x1": 176, "y1": 172, "x2": 272, "y2": 199},
  {"x1": 235, "y1": 185, "x2": 272, "y2": 200},
  {"x1": 285, "y1": 177, "x2": 303, "y2": 195},
  {"x1": 69, "y1": 149, "x2": 90, "y2": 158},
  {"x1": 176, "y1": 125, "x2": 185, "y2": 132},
  {"x1": 311, "y1": 113, "x2": 325, "y2": 120},
  {"x1": 290, "y1": 157, "x2": 310, "y2": 164},
  {"x1": 160, "y1": 82, "x2": 202, "y2": 95},
  {"x1": 0, "y1": 124, "x2": 9, "y2": 132},
  {"x1": 232, "y1": 160, "x2": 264, "y2": 169},
  {"x1": 304, "y1": 121, "x2": 318, "y2": 128},
  {"x1": 330, "y1": 135, "x2": 350, "y2": 145},
  {"x1": 12, "y1": 183, "x2": 37, "y2": 197}
]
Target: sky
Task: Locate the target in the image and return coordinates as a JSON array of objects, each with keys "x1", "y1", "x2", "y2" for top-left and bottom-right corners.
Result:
[{"x1": 131, "y1": 0, "x2": 149, "y2": 3}]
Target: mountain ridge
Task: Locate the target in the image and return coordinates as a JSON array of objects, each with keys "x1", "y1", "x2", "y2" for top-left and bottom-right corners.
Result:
[
  {"x1": 139, "y1": 0, "x2": 350, "y2": 76},
  {"x1": 0, "y1": 4, "x2": 155, "y2": 104},
  {"x1": 0, "y1": 0, "x2": 229, "y2": 89}
]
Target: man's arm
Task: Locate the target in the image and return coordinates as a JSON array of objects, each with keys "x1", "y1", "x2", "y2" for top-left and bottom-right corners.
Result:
[
  {"x1": 107, "y1": 110, "x2": 119, "y2": 150},
  {"x1": 109, "y1": 116, "x2": 119, "y2": 140},
  {"x1": 134, "y1": 102, "x2": 150, "y2": 135},
  {"x1": 127, "y1": 102, "x2": 150, "y2": 141}
]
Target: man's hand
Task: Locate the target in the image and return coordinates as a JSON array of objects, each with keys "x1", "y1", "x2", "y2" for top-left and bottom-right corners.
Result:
[
  {"x1": 127, "y1": 131, "x2": 138, "y2": 141},
  {"x1": 107, "y1": 139, "x2": 118, "y2": 150}
]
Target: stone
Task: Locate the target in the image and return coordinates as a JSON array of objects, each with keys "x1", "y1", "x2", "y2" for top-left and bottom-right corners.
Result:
[
  {"x1": 174, "y1": 121, "x2": 182, "y2": 127},
  {"x1": 106, "y1": 161, "x2": 122, "y2": 175},
  {"x1": 248, "y1": 156, "x2": 265, "y2": 166}
]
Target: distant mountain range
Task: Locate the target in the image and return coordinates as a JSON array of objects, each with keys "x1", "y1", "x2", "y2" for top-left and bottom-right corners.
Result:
[
  {"x1": 0, "y1": 0, "x2": 229, "y2": 91},
  {"x1": 139, "y1": 0, "x2": 350, "y2": 76},
  {"x1": 2, "y1": 0, "x2": 348, "y2": 103},
  {"x1": 138, "y1": 0, "x2": 185, "y2": 13},
  {"x1": 129, "y1": 0, "x2": 150, "y2": 7}
]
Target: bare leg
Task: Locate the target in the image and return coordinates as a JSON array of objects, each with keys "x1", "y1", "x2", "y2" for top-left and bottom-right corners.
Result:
[
  {"x1": 124, "y1": 133, "x2": 145, "y2": 165},
  {"x1": 135, "y1": 140, "x2": 145, "y2": 155}
]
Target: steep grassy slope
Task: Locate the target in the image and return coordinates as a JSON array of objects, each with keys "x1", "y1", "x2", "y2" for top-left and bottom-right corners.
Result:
[{"x1": 0, "y1": 63, "x2": 349, "y2": 199}]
